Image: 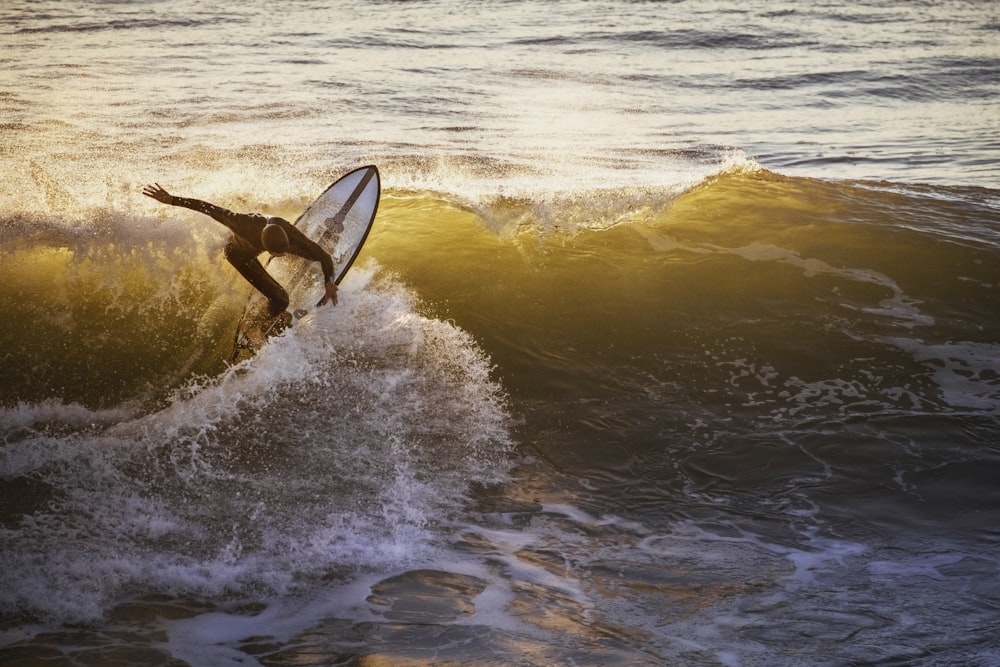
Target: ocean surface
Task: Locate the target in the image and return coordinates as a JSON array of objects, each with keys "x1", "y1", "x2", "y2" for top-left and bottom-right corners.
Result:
[{"x1": 2, "y1": 1, "x2": 999, "y2": 665}]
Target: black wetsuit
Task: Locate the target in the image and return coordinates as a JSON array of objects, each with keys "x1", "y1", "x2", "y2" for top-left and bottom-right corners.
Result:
[{"x1": 171, "y1": 197, "x2": 334, "y2": 317}]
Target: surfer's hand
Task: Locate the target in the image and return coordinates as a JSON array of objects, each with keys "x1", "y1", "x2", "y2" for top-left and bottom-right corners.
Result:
[
  {"x1": 318, "y1": 279, "x2": 338, "y2": 307},
  {"x1": 142, "y1": 183, "x2": 174, "y2": 205}
]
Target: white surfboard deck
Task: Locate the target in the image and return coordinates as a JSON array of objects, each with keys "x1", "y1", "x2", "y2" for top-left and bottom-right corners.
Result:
[{"x1": 232, "y1": 165, "x2": 380, "y2": 360}]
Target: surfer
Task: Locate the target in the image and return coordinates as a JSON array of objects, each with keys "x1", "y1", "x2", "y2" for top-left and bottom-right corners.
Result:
[{"x1": 142, "y1": 183, "x2": 338, "y2": 325}]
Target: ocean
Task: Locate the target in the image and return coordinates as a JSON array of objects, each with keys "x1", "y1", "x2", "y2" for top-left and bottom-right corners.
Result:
[{"x1": 1, "y1": 1, "x2": 999, "y2": 665}]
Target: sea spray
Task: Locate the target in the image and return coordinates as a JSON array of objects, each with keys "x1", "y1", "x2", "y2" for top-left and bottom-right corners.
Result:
[{"x1": 1, "y1": 267, "x2": 513, "y2": 625}]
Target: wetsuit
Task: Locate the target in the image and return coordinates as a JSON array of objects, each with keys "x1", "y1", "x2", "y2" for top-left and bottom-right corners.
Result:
[{"x1": 170, "y1": 196, "x2": 334, "y2": 317}]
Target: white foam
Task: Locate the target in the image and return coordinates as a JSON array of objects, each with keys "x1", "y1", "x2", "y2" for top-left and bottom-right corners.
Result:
[
  {"x1": 879, "y1": 337, "x2": 1000, "y2": 412},
  {"x1": 0, "y1": 270, "x2": 513, "y2": 626},
  {"x1": 632, "y1": 227, "x2": 936, "y2": 332},
  {"x1": 638, "y1": 519, "x2": 867, "y2": 588},
  {"x1": 0, "y1": 399, "x2": 132, "y2": 435},
  {"x1": 867, "y1": 551, "x2": 967, "y2": 580},
  {"x1": 161, "y1": 576, "x2": 382, "y2": 667},
  {"x1": 728, "y1": 242, "x2": 935, "y2": 328}
]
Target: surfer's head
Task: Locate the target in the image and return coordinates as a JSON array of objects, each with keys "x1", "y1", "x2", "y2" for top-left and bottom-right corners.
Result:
[{"x1": 261, "y1": 221, "x2": 289, "y2": 255}]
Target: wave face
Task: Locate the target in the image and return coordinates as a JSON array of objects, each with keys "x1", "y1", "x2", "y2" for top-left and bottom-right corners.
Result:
[
  {"x1": 375, "y1": 167, "x2": 1000, "y2": 549},
  {"x1": 381, "y1": 166, "x2": 1000, "y2": 419}
]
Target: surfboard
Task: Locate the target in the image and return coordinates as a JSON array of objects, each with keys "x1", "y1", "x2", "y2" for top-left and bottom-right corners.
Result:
[{"x1": 231, "y1": 165, "x2": 381, "y2": 361}]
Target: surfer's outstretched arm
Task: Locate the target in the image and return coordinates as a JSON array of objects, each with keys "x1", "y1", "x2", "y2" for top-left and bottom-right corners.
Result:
[
  {"x1": 142, "y1": 183, "x2": 240, "y2": 228},
  {"x1": 143, "y1": 182, "x2": 338, "y2": 307}
]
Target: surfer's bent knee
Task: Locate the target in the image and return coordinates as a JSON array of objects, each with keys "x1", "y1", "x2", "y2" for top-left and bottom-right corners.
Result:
[{"x1": 224, "y1": 238, "x2": 289, "y2": 317}]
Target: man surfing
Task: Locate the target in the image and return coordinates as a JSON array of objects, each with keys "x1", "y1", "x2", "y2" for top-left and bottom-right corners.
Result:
[{"x1": 142, "y1": 183, "x2": 338, "y2": 335}]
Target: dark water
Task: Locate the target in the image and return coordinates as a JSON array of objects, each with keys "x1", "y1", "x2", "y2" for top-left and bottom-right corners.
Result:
[{"x1": 2, "y1": 1, "x2": 1000, "y2": 665}]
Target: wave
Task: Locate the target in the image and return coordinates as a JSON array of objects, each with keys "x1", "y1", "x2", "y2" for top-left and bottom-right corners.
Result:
[
  {"x1": 2, "y1": 163, "x2": 998, "y2": 624},
  {"x1": 3, "y1": 164, "x2": 998, "y2": 413},
  {"x1": 358, "y1": 166, "x2": 1000, "y2": 474}
]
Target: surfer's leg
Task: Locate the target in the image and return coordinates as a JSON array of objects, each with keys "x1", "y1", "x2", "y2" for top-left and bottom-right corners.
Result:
[{"x1": 224, "y1": 239, "x2": 289, "y2": 317}]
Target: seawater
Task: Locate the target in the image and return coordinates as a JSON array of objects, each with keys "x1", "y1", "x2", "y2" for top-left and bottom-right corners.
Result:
[{"x1": 2, "y1": 1, "x2": 999, "y2": 665}]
